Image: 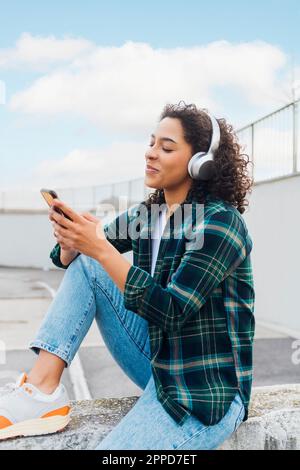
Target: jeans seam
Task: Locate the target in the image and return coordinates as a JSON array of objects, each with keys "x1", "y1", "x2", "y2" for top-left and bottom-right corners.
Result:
[
  {"x1": 79, "y1": 254, "x2": 97, "y2": 292},
  {"x1": 64, "y1": 288, "x2": 96, "y2": 357},
  {"x1": 174, "y1": 425, "x2": 207, "y2": 450},
  {"x1": 95, "y1": 281, "x2": 151, "y2": 361},
  {"x1": 233, "y1": 404, "x2": 245, "y2": 431}
]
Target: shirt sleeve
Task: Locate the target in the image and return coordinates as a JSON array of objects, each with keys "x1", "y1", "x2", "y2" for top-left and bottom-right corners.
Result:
[
  {"x1": 123, "y1": 209, "x2": 252, "y2": 332},
  {"x1": 49, "y1": 209, "x2": 133, "y2": 269}
]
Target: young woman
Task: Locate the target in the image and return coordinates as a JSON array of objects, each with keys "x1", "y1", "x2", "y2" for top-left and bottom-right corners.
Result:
[{"x1": 0, "y1": 102, "x2": 255, "y2": 450}]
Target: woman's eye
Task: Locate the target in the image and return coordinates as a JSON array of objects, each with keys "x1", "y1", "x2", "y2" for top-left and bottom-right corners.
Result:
[{"x1": 149, "y1": 143, "x2": 172, "y2": 152}]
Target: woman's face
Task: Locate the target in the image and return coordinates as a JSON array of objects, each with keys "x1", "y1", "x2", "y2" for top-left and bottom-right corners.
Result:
[{"x1": 145, "y1": 117, "x2": 193, "y2": 191}]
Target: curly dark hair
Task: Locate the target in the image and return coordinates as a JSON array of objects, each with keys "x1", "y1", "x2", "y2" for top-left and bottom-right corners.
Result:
[{"x1": 144, "y1": 101, "x2": 253, "y2": 214}]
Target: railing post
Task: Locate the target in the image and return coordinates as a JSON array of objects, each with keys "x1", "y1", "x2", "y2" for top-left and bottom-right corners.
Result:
[
  {"x1": 293, "y1": 100, "x2": 298, "y2": 173},
  {"x1": 251, "y1": 123, "x2": 255, "y2": 181},
  {"x1": 92, "y1": 186, "x2": 96, "y2": 211}
]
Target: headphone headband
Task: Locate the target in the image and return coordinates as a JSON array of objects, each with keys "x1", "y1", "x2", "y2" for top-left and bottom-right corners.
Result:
[{"x1": 204, "y1": 111, "x2": 220, "y2": 156}]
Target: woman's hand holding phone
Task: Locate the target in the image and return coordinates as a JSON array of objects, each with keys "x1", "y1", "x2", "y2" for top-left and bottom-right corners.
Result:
[
  {"x1": 49, "y1": 203, "x2": 106, "y2": 265},
  {"x1": 45, "y1": 195, "x2": 107, "y2": 262},
  {"x1": 48, "y1": 208, "x2": 79, "y2": 265},
  {"x1": 42, "y1": 188, "x2": 78, "y2": 265}
]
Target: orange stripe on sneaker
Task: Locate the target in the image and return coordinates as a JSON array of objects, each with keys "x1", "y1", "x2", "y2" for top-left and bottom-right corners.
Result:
[
  {"x1": 41, "y1": 406, "x2": 70, "y2": 418},
  {"x1": 0, "y1": 416, "x2": 13, "y2": 429},
  {"x1": 19, "y1": 373, "x2": 28, "y2": 387}
]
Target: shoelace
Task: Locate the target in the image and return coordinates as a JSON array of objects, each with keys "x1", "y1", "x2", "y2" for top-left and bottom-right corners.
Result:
[{"x1": 0, "y1": 382, "x2": 17, "y2": 396}]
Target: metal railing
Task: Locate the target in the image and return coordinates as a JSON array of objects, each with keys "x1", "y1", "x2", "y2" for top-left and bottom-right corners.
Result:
[
  {"x1": 1, "y1": 99, "x2": 299, "y2": 211},
  {"x1": 0, "y1": 179, "x2": 153, "y2": 212},
  {"x1": 238, "y1": 98, "x2": 299, "y2": 181}
]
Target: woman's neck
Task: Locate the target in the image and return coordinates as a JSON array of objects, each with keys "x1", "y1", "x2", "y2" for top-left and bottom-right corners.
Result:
[{"x1": 163, "y1": 181, "x2": 193, "y2": 216}]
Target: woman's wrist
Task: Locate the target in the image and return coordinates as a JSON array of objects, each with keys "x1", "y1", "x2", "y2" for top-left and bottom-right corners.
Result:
[
  {"x1": 95, "y1": 239, "x2": 112, "y2": 264},
  {"x1": 60, "y1": 247, "x2": 78, "y2": 266}
]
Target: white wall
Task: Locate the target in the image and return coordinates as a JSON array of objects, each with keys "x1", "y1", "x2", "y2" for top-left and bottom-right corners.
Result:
[
  {"x1": 0, "y1": 211, "x2": 122, "y2": 270},
  {"x1": 0, "y1": 213, "x2": 56, "y2": 270},
  {"x1": 243, "y1": 174, "x2": 300, "y2": 332}
]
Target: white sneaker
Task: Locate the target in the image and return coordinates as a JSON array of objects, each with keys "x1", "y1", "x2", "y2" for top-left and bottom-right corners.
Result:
[{"x1": 0, "y1": 372, "x2": 71, "y2": 440}]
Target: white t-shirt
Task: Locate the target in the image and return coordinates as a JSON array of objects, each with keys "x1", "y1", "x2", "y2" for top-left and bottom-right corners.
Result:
[{"x1": 151, "y1": 206, "x2": 168, "y2": 277}]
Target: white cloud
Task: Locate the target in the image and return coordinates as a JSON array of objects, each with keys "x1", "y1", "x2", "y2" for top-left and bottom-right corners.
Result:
[
  {"x1": 27, "y1": 141, "x2": 147, "y2": 189},
  {"x1": 7, "y1": 36, "x2": 291, "y2": 136},
  {"x1": 0, "y1": 33, "x2": 94, "y2": 69},
  {"x1": 2, "y1": 34, "x2": 298, "y2": 195}
]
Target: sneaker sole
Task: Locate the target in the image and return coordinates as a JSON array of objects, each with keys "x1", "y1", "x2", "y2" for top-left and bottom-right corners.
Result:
[{"x1": 0, "y1": 413, "x2": 71, "y2": 440}]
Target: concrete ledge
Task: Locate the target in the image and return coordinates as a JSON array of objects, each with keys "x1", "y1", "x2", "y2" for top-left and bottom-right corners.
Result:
[
  {"x1": 0, "y1": 384, "x2": 299, "y2": 450},
  {"x1": 218, "y1": 384, "x2": 300, "y2": 450}
]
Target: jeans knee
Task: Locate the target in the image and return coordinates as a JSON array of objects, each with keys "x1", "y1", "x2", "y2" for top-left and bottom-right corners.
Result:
[
  {"x1": 79, "y1": 253, "x2": 107, "y2": 284},
  {"x1": 78, "y1": 253, "x2": 91, "y2": 268},
  {"x1": 74, "y1": 254, "x2": 97, "y2": 286}
]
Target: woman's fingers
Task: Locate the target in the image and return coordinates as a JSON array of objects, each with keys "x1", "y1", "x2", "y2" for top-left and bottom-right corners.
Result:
[
  {"x1": 49, "y1": 208, "x2": 62, "y2": 223},
  {"x1": 50, "y1": 207, "x2": 78, "y2": 251},
  {"x1": 52, "y1": 199, "x2": 81, "y2": 224},
  {"x1": 52, "y1": 222, "x2": 63, "y2": 241},
  {"x1": 50, "y1": 208, "x2": 73, "y2": 229},
  {"x1": 80, "y1": 212, "x2": 99, "y2": 223},
  {"x1": 52, "y1": 220, "x2": 74, "y2": 248},
  {"x1": 53, "y1": 221, "x2": 63, "y2": 236},
  {"x1": 49, "y1": 208, "x2": 55, "y2": 221}
]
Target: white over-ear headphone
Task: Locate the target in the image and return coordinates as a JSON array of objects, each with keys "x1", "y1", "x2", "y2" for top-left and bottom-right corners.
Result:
[{"x1": 187, "y1": 111, "x2": 220, "y2": 181}]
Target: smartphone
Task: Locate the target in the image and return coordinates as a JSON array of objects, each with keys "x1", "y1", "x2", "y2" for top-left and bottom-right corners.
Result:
[{"x1": 40, "y1": 188, "x2": 72, "y2": 221}]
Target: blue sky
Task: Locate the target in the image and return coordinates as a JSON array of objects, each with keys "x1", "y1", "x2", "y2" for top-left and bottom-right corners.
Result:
[
  {"x1": 1, "y1": 0, "x2": 299, "y2": 191},
  {"x1": 1, "y1": 0, "x2": 299, "y2": 54}
]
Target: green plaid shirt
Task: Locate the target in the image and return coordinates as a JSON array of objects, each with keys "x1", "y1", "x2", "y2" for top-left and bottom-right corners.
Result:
[{"x1": 50, "y1": 195, "x2": 255, "y2": 427}]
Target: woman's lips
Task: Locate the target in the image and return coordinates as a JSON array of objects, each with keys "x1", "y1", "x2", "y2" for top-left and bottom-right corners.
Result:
[{"x1": 145, "y1": 165, "x2": 159, "y2": 173}]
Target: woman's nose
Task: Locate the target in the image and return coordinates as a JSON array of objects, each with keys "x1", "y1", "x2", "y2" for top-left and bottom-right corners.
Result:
[
  {"x1": 145, "y1": 146, "x2": 159, "y2": 159},
  {"x1": 145, "y1": 153, "x2": 159, "y2": 165}
]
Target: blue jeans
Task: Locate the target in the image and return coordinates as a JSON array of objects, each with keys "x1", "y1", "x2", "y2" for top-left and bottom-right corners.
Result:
[{"x1": 29, "y1": 254, "x2": 245, "y2": 450}]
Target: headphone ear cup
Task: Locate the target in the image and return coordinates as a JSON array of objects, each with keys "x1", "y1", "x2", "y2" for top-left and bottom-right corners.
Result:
[
  {"x1": 188, "y1": 152, "x2": 206, "y2": 179},
  {"x1": 197, "y1": 153, "x2": 216, "y2": 180},
  {"x1": 188, "y1": 152, "x2": 216, "y2": 180}
]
